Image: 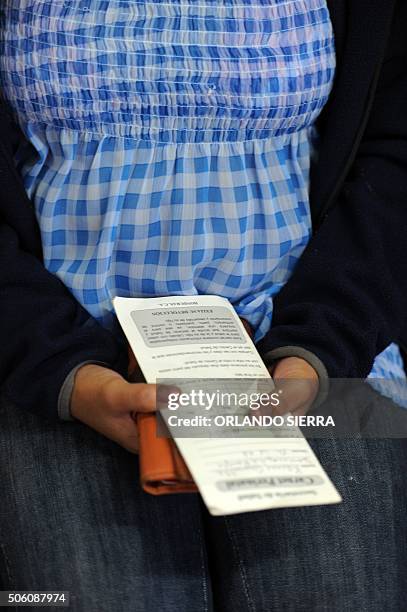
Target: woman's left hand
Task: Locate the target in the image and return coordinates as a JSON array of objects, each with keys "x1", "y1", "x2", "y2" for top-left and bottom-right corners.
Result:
[{"x1": 269, "y1": 357, "x2": 319, "y2": 416}]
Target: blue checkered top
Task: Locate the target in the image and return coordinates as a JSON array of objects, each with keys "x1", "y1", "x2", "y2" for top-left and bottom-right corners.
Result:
[{"x1": 0, "y1": 0, "x2": 405, "y2": 392}]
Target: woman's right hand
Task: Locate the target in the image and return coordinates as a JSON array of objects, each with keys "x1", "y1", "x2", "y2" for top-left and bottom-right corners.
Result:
[{"x1": 70, "y1": 363, "x2": 157, "y2": 453}]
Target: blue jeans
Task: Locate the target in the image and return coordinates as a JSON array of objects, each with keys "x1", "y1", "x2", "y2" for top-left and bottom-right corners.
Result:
[{"x1": 0, "y1": 395, "x2": 406, "y2": 612}]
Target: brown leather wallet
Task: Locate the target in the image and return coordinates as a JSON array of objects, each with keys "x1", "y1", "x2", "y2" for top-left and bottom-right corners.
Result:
[
  {"x1": 129, "y1": 317, "x2": 253, "y2": 495},
  {"x1": 128, "y1": 345, "x2": 197, "y2": 494},
  {"x1": 136, "y1": 412, "x2": 197, "y2": 495}
]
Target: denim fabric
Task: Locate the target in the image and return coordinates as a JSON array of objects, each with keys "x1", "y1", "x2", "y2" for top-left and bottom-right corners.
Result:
[
  {"x1": 0, "y1": 395, "x2": 212, "y2": 611},
  {"x1": 0, "y1": 395, "x2": 406, "y2": 612}
]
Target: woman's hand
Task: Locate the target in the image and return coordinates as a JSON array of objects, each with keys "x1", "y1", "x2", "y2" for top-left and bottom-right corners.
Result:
[
  {"x1": 70, "y1": 353, "x2": 319, "y2": 452},
  {"x1": 269, "y1": 357, "x2": 319, "y2": 416},
  {"x1": 70, "y1": 363, "x2": 157, "y2": 453}
]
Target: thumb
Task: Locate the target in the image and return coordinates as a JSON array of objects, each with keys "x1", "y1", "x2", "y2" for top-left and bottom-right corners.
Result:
[{"x1": 270, "y1": 357, "x2": 319, "y2": 416}]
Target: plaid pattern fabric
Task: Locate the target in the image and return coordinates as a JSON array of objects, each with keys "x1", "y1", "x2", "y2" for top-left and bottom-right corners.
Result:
[
  {"x1": 0, "y1": 0, "x2": 405, "y2": 398},
  {"x1": 368, "y1": 346, "x2": 407, "y2": 407},
  {"x1": 1, "y1": 0, "x2": 336, "y2": 143}
]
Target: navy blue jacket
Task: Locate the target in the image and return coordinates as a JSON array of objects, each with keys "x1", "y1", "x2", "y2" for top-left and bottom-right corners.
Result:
[{"x1": 1, "y1": 0, "x2": 406, "y2": 419}]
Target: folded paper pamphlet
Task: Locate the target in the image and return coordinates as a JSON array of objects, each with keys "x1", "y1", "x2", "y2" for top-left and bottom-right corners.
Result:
[{"x1": 114, "y1": 295, "x2": 341, "y2": 515}]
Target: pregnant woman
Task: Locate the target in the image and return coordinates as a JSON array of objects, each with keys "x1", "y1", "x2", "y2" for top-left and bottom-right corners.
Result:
[{"x1": 0, "y1": 1, "x2": 406, "y2": 610}]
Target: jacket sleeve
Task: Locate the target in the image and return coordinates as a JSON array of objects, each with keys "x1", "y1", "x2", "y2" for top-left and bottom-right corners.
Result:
[
  {"x1": 257, "y1": 2, "x2": 407, "y2": 378},
  {"x1": 0, "y1": 119, "x2": 127, "y2": 420}
]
